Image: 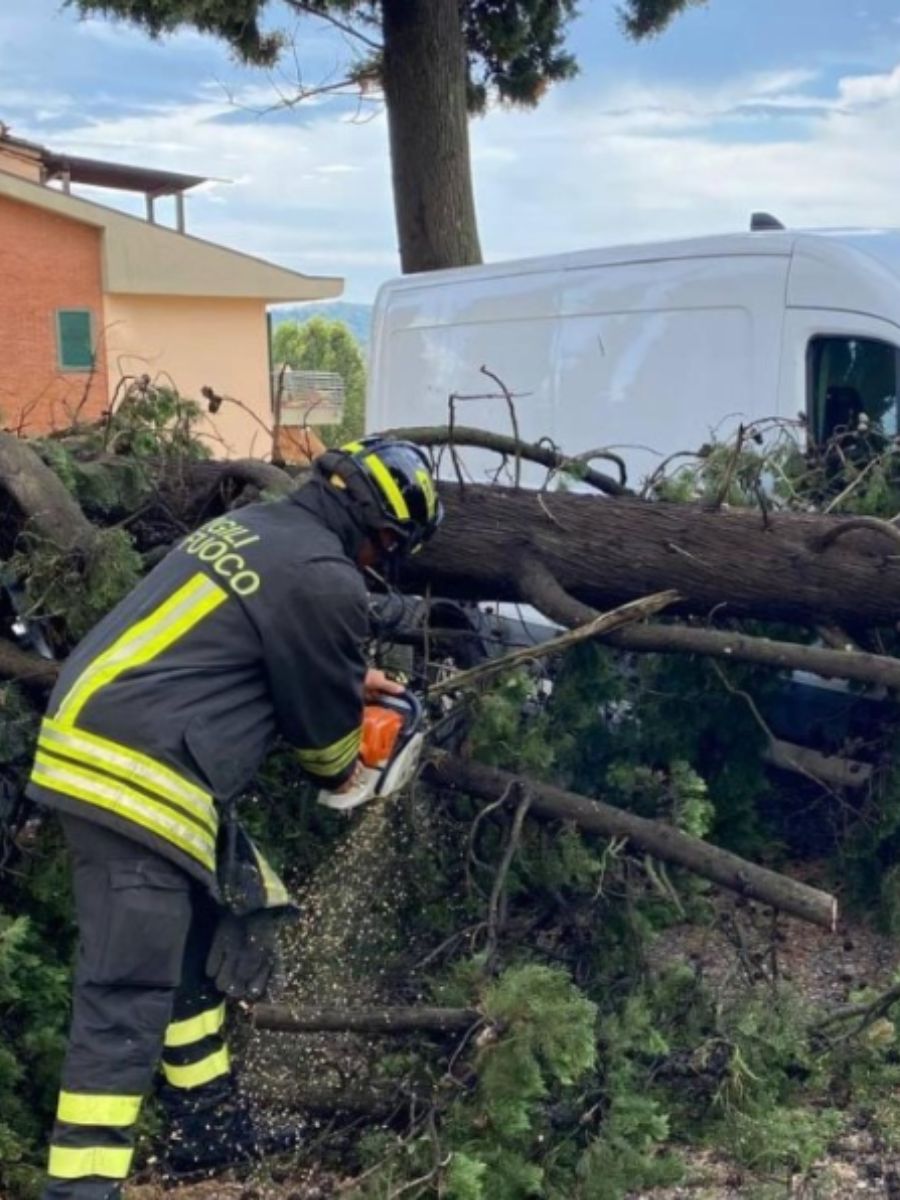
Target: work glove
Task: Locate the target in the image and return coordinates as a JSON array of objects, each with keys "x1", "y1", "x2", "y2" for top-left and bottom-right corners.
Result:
[{"x1": 205, "y1": 911, "x2": 283, "y2": 1001}]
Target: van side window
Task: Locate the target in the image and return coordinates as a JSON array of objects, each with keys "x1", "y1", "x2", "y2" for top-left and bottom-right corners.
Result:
[{"x1": 808, "y1": 336, "x2": 900, "y2": 443}]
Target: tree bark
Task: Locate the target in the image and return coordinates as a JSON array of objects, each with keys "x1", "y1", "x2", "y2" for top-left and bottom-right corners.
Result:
[
  {"x1": 253, "y1": 1004, "x2": 481, "y2": 1035},
  {"x1": 519, "y1": 557, "x2": 900, "y2": 693},
  {"x1": 0, "y1": 638, "x2": 58, "y2": 691},
  {"x1": 763, "y1": 738, "x2": 872, "y2": 790},
  {"x1": 428, "y1": 752, "x2": 837, "y2": 930},
  {"x1": 403, "y1": 484, "x2": 900, "y2": 628},
  {"x1": 0, "y1": 433, "x2": 97, "y2": 550},
  {"x1": 382, "y1": 0, "x2": 482, "y2": 272}
]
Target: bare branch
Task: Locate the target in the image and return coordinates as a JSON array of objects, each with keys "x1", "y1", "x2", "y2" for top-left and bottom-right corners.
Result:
[
  {"x1": 282, "y1": 0, "x2": 383, "y2": 51},
  {"x1": 485, "y1": 787, "x2": 532, "y2": 968},
  {"x1": 0, "y1": 638, "x2": 59, "y2": 691},
  {"x1": 378, "y1": 424, "x2": 629, "y2": 496},
  {"x1": 429, "y1": 586, "x2": 678, "y2": 698}
]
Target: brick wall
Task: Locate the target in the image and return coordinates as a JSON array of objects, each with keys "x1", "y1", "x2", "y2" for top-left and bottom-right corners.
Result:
[{"x1": 0, "y1": 194, "x2": 109, "y2": 433}]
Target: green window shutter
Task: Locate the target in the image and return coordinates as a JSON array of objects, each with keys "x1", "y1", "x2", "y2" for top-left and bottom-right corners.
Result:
[{"x1": 56, "y1": 310, "x2": 94, "y2": 371}]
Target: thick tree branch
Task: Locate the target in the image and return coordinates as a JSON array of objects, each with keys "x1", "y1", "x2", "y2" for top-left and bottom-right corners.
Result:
[
  {"x1": 519, "y1": 557, "x2": 900, "y2": 695},
  {"x1": 763, "y1": 738, "x2": 872, "y2": 790},
  {"x1": 0, "y1": 638, "x2": 59, "y2": 691},
  {"x1": 428, "y1": 752, "x2": 837, "y2": 930},
  {"x1": 379, "y1": 425, "x2": 629, "y2": 496},
  {"x1": 0, "y1": 432, "x2": 96, "y2": 548},
  {"x1": 613, "y1": 625, "x2": 900, "y2": 692}
]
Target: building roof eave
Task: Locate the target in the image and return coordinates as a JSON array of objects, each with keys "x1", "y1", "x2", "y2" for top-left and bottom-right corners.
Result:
[
  {"x1": 42, "y1": 152, "x2": 207, "y2": 196},
  {"x1": 0, "y1": 167, "x2": 343, "y2": 303}
]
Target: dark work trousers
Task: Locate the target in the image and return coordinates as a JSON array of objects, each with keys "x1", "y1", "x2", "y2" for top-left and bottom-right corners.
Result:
[{"x1": 43, "y1": 815, "x2": 231, "y2": 1200}]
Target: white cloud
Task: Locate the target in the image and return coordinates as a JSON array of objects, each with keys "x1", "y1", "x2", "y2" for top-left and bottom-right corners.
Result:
[
  {"x1": 468, "y1": 60, "x2": 900, "y2": 260},
  {"x1": 10, "y1": 54, "x2": 900, "y2": 299},
  {"x1": 837, "y1": 63, "x2": 900, "y2": 105}
]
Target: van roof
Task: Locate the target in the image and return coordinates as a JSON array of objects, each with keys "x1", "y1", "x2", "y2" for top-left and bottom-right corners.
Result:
[{"x1": 380, "y1": 227, "x2": 900, "y2": 291}]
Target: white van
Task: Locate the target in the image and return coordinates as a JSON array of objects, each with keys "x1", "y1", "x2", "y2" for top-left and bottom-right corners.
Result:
[{"x1": 368, "y1": 220, "x2": 900, "y2": 486}]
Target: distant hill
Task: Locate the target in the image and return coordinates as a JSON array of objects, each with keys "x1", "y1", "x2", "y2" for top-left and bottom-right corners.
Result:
[{"x1": 270, "y1": 301, "x2": 373, "y2": 346}]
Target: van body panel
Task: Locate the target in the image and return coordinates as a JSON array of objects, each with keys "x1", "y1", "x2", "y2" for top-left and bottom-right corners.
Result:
[
  {"x1": 369, "y1": 228, "x2": 900, "y2": 488},
  {"x1": 369, "y1": 248, "x2": 791, "y2": 486},
  {"x1": 788, "y1": 234, "x2": 900, "y2": 328},
  {"x1": 367, "y1": 228, "x2": 900, "y2": 707}
]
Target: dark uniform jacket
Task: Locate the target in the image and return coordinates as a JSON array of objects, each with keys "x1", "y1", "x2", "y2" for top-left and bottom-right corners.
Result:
[{"x1": 26, "y1": 481, "x2": 368, "y2": 907}]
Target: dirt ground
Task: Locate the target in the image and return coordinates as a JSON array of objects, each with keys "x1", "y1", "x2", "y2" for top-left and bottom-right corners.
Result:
[{"x1": 125, "y1": 880, "x2": 900, "y2": 1200}]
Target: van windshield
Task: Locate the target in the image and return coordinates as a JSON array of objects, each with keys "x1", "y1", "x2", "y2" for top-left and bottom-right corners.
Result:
[{"x1": 808, "y1": 335, "x2": 900, "y2": 443}]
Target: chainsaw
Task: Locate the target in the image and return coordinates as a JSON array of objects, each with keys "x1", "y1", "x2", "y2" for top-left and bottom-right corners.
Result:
[{"x1": 317, "y1": 689, "x2": 425, "y2": 812}]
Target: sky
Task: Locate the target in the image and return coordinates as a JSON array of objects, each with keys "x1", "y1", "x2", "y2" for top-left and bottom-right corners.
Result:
[{"x1": 4, "y1": 1, "x2": 900, "y2": 302}]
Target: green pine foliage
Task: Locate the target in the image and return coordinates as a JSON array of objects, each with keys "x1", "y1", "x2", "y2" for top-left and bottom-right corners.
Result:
[
  {"x1": 10, "y1": 402, "x2": 900, "y2": 1198},
  {"x1": 11, "y1": 528, "x2": 143, "y2": 643},
  {"x1": 0, "y1": 391, "x2": 212, "y2": 1197},
  {"x1": 0, "y1": 822, "x2": 74, "y2": 1198}
]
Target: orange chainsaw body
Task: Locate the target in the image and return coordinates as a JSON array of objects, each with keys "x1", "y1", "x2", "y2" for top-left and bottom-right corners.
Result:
[{"x1": 360, "y1": 704, "x2": 405, "y2": 768}]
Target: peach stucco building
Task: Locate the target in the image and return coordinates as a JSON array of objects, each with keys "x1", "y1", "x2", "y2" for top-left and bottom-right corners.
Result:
[{"x1": 0, "y1": 127, "x2": 342, "y2": 456}]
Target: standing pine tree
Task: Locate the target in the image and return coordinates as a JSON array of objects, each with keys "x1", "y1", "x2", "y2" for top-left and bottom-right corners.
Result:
[{"x1": 66, "y1": 0, "x2": 706, "y2": 273}]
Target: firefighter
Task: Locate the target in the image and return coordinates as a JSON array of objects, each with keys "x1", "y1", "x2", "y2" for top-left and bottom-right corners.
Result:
[{"x1": 28, "y1": 438, "x2": 443, "y2": 1199}]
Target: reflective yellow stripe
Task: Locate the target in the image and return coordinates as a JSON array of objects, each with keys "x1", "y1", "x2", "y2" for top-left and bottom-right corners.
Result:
[
  {"x1": 165, "y1": 1003, "x2": 226, "y2": 1049},
  {"x1": 296, "y1": 726, "x2": 361, "y2": 777},
  {"x1": 57, "y1": 1091, "x2": 142, "y2": 1127},
  {"x1": 365, "y1": 453, "x2": 409, "y2": 520},
  {"x1": 56, "y1": 574, "x2": 228, "y2": 728},
  {"x1": 253, "y1": 844, "x2": 290, "y2": 907},
  {"x1": 48, "y1": 1144, "x2": 133, "y2": 1180},
  {"x1": 341, "y1": 440, "x2": 364, "y2": 452},
  {"x1": 415, "y1": 467, "x2": 437, "y2": 519},
  {"x1": 295, "y1": 726, "x2": 361, "y2": 765},
  {"x1": 39, "y1": 719, "x2": 216, "y2": 836},
  {"x1": 32, "y1": 755, "x2": 216, "y2": 870},
  {"x1": 162, "y1": 1046, "x2": 231, "y2": 1089}
]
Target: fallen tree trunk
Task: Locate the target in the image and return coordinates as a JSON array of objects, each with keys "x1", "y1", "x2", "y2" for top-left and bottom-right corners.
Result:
[
  {"x1": 253, "y1": 1004, "x2": 481, "y2": 1035},
  {"x1": 403, "y1": 483, "x2": 900, "y2": 628},
  {"x1": 428, "y1": 752, "x2": 838, "y2": 930},
  {"x1": 7, "y1": 437, "x2": 900, "y2": 632}
]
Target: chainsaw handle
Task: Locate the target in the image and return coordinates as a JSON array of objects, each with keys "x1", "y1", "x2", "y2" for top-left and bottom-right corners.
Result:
[{"x1": 368, "y1": 689, "x2": 422, "y2": 728}]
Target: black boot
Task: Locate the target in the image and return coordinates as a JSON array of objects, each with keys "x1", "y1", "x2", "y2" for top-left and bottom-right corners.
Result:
[{"x1": 158, "y1": 1080, "x2": 302, "y2": 1180}]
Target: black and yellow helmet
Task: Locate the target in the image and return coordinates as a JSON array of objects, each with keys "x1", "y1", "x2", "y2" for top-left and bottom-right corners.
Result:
[{"x1": 316, "y1": 437, "x2": 443, "y2": 555}]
